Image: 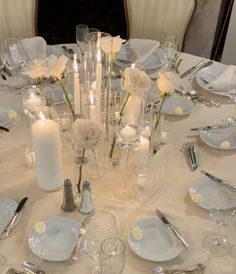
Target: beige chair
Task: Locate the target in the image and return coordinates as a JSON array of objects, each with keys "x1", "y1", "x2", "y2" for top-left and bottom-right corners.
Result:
[
  {"x1": 0, "y1": 0, "x2": 37, "y2": 40},
  {"x1": 124, "y1": 0, "x2": 195, "y2": 49}
]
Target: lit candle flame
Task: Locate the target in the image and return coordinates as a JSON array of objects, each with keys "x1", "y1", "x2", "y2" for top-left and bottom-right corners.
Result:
[{"x1": 30, "y1": 92, "x2": 35, "y2": 99}]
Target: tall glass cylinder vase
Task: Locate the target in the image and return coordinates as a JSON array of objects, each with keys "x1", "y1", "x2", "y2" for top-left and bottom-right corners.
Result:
[{"x1": 84, "y1": 32, "x2": 112, "y2": 135}]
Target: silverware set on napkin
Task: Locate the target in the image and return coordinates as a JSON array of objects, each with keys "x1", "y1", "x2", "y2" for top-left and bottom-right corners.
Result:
[
  {"x1": 179, "y1": 60, "x2": 213, "y2": 79},
  {"x1": 6, "y1": 261, "x2": 46, "y2": 274},
  {"x1": 182, "y1": 142, "x2": 198, "y2": 171}
]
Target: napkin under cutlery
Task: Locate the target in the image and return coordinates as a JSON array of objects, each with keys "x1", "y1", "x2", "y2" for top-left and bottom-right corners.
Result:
[
  {"x1": 182, "y1": 142, "x2": 198, "y2": 171},
  {"x1": 190, "y1": 124, "x2": 230, "y2": 131}
]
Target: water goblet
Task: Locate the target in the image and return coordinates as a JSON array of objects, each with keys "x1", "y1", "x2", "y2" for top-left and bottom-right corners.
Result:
[
  {"x1": 161, "y1": 34, "x2": 180, "y2": 71},
  {"x1": 83, "y1": 210, "x2": 117, "y2": 262},
  {"x1": 203, "y1": 181, "x2": 236, "y2": 257},
  {"x1": 87, "y1": 237, "x2": 126, "y2": 274},
  {"x1": 3, "y1": 38, "x2": 28, "y2": 75}
]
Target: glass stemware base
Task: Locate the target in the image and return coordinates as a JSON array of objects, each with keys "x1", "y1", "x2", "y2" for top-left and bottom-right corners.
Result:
[{"x1": 203, "y1": 234, "x2": 230, "y2": 257}]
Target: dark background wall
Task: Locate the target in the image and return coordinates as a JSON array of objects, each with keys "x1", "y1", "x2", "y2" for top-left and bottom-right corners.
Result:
[{"x1": 37, "y1": 0, "x2": 127, "y2": 44}]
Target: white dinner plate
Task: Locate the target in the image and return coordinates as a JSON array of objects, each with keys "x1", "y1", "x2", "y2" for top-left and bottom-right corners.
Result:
[
  {"x1": 189, "y1": 177, "x2": 236, "y2": 210},
  {"x1": 199, "y1": 126, "x2": 236, "y2": 150},
  {"x1": 162, "y1": 93, "x2": 194, "y2": 116},
  {"x1": 195, "y1": 63, "x2": 228, "y2": 96},
  {"x1": 29, "y1": 216, "x2": 80, "y2": 261},
  {"x1": 0, "y1": 106, "x2": 20, "y2": 128},
  {"x1": 0, "y1": 197, "x2": 21, "y2": 233},
  {"x1": 115, "y1": 41, "x2": 163, "y2": 70},
  {"x1": 128, "y1": 218, "x2": 183, "y2": 262}
]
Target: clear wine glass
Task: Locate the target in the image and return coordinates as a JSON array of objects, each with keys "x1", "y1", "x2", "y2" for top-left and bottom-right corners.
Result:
[
  {"x1": 3, "y1": 38, "x2": 28, "y2": 75},
  {"x1": 161, "y1": 34, "x2": 180, "y2": 71},
  {"x1": 203, "y1": 181, "x2": 236, "y2": 257},
  {"x1": 84, "y1": 210, "x2": 117, "y2": 268},
  {"x1": 87, "y1": 237, "x2": 126, "y2": 274},
  {"x1": 227, "y1": 72, "x2": 236, "y2": 121}
]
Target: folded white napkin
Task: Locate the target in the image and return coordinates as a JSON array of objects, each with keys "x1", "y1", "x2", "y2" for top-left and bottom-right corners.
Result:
[
  {"x1": 204, "y1": 65, "x2": 236, "y2": 90},
  {"x1": 21, "y1": 36, "x2": 47, "y2": 61},
  {"x1": 116, "y1": 39, "x2": 160, "y2": 65}
]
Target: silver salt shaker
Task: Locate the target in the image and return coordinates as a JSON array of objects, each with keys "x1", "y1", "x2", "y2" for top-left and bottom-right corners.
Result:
[
  {"x1": 79, "y1": 181, "x2": 94, "y2": 214},
  {"x1": 61, "y1": 178, "x2": 76, "y2": 212}
]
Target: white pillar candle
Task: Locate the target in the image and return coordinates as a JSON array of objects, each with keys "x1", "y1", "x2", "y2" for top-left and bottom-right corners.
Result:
[
  {"x1": 134, "y1": 136, "x2": 150, "y2": 167},
  {"x1": 31, "y1": 116, "x2": 63, "y2": 192},
  {"x1": 90, "y1": 105, "x2": 97, "y2": 123},
  {"x1": 73, "y1": 72, "x2": 81, "y2": 115}
]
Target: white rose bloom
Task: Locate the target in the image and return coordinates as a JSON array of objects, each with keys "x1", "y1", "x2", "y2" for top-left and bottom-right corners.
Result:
[
  {"x1": 23, "y1": 59, "x2": 46, "y2": 79},
  {"x1": 112, "y1": 36, "x2": 125, "y2": 53},
  {"x1": 157, "y1": 72, "x2": 175, "y2": 97},
  {"x1": 44, "y1": 55, "x2": 68, "y2": 80},
  {"x1": 73, "y1": 119, "x2": 101, "y2": 149},
  {"x1": 123, "y1": 67, "x2": 151, "y2": 96}
]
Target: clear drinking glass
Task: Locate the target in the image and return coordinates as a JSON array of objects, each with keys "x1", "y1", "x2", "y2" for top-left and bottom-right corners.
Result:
[
  {"x1": 88, "y1": 237, "x2": 126, "y2": 274},
  {"x1": 3, "y1": 38, "x2": 28, "y2": 75},
  {"x1": 162, "y1": 34, "x2": 180, "y2": 71},
  {"x1": 76, "y1": 24, "x2": 89, "y2": 43},
  {"x1": 83, "y1": 210, "x2": 117, "y2": 261},
  {"x1": 203, "y1": 181, "x2": 236, "y2": 257}
]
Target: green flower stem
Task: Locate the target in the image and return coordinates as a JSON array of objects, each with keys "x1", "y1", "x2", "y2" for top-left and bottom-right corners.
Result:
[
  {"x1": 109, "y1": 93, "x2": 131, "y2": 158},
  {"x1": 77, "y1": 148, "x2": 86, "y2": 193},
  {"x1": 154, "y1": 95, "x2": 166, "y2": 131},
  {"x1": 58, "y1": 79, "x2": 76, "y2": 120}
]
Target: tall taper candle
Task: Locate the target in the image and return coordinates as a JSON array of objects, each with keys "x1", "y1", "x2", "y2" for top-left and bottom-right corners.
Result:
[
  {"x1": 73, "y1": 54, "x2": 81, "y2": 115},
  {"x1": 31, "y1": 116, "x2": 63, "y2": 192}
]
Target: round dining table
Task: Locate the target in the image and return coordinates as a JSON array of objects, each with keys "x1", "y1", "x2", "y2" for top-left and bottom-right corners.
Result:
[{"x1": 0, "y1": 49, "x2": 235, "y2": 274}]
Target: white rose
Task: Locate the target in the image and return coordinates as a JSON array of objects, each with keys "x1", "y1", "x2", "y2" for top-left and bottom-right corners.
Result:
[
  {"x1": 73, "y1": 119, "x2": 101, "y2": 149},
  {"x1": 101, "y1": 35, "x2": 125, "y2": 54},
  {"x1": 44, "y1": 55, "x2": 68, "y2": 80},
  {"x1": 23, "y1": 59, "x2": 46, "y2": 79},
  {"x1": 123, "y1": 67, "x2": 151, "y2": 96},
  {"x1": 112, "y1": 36, "x2": 125, "y2": 53},
  {"x1": 157, "y1": 72, "x2": 175, "y2": 97}
]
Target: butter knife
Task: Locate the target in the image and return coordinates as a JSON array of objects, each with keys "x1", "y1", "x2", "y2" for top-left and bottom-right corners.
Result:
[
  {"x1": 0, "y1": 197, "x2": 28, "y2": 239},
  {"x1": 155, "y1": 209, "x2": 189, "y2": 249},
  {"x1": 190, "y1": 124, "x2": 230, "y2": 131},
  {"x1": 70, "y1": 213, "x2": 94, "y2": 262},
  {"x1": 179, "y1": 60, "x2": 207, "y2": 79},
  {"x1": 201, "y1": 170, "x2": 236, "y2": 192}
]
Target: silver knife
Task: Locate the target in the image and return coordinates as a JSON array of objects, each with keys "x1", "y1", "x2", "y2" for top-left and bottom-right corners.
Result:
[
  {"x1": 70, "y1": 213, "x2": 94, "y2": 262},
  {"x1": 190, "y1": 124, "x2": 230, "y2": 131},
  {"x1": 0, "y1": 197, "x2": 28, "y2": 239},
  {"x1": 201, "y1": 170, "x2": 236, "y2": 192},
  {"x1": 180, "y1": 60, "x2": 212, "y2": 79},
  {"x1": 155, "y1": 209, "x2": 189, "y2": 249}
]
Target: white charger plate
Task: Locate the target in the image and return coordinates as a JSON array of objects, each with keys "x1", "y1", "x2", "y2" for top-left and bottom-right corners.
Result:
[
  {"x1": 199, "y1": 126, "x2": 236, "y2": 150},
  {"x1": 0, "y1": 197, "x2": 21, "y2": 233},
  {"x1": 189, "y1": 177, "x2": 236, "y2": 210},
  {"x1": 29, "y1": 216, "x2": 80, "y2": 261},
  {"x1": 128, "y1": 218, "x2": 183, "y2": 262},
  {"x1": 0, "y1": 106, "x2": 20, "y2": 128},
  {"x1": 162, "y1": 93, "x2": 194, "y2": 116},
  {"x1": 195, "y1": 63, "x2": 228, "y2": 96}
]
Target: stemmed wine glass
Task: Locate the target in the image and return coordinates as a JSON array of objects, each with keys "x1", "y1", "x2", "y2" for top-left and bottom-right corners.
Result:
[
  {"x1": 87, "y1": 237, "x2": 126, "y2": 274},
  {"x1": 227, "y1": 72, "x2": 236, "y2": 122},
  {"x1": 203, "y1": 181, "x2": 236, "y2": 257},
  {"x1": 162, "y1": 34, "x2": 181, "y2": 71},
  {"x1": 3, "y1": 38, "x2": 28, "y2": 75}
]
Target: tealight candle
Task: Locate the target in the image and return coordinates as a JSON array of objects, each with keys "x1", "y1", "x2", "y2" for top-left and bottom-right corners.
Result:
[
  {"x1": 31, "y1": 114, "x2": 63, "y2": 192},
  {"x1": 120, "y1": 125, "x2": 137, "y2": 141}
]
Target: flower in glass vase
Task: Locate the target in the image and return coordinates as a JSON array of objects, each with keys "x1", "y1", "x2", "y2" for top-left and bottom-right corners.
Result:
[
  {"x1": 72, "y1": 119, "x2": 101, "y2": 193},
  {"x1": 154, "y1": 72, "x2": 175, "y2": 131},
  {"x1": 109, "y1": 66, "x2": 151, "y2": 159},
  {"x1": 23, "y1": 55, "x2": 76, "y2": 119}
]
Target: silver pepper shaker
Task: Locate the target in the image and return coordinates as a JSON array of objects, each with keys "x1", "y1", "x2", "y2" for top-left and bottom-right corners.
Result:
[
  {"x1": 61, "y1": 178, "x2": 76, "y2": 212},
  {"x1": 79, "y1": 181, "x2": 95, "y2": 214}
]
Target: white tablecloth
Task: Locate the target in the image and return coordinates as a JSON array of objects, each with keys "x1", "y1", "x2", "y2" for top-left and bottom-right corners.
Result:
[{"x1": 0, "y1": 52, "x2": 235, "y2": 274}]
